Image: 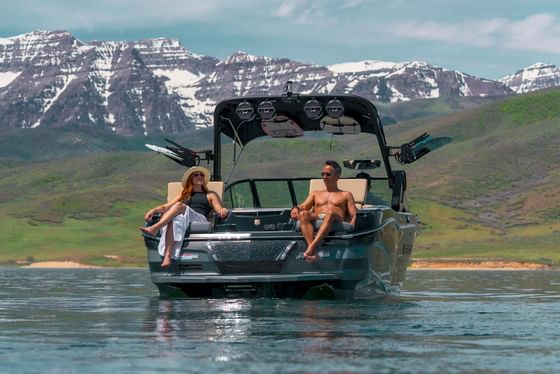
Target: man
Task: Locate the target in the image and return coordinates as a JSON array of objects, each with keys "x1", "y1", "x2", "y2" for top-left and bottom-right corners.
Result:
[
  {"x1": 356, "y1": 171, "x2": 387, "y2": 206},
  {"x1": 291, "y1": 160, "x2": 357, "y2": 262}
]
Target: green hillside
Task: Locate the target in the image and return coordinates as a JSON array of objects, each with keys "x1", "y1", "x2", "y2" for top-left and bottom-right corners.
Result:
[
  {"x1": 388, "y1": 89, "x2": 560, "y2": 264},
  {"x1": 389, "y1": 88, "x2": 560, "y2": 225},
  {"x1": 0, "y1": 127, "x2": 214, "y2": 160},
  {"x1": 377, "y1": 94, "x2": 504, "y2": 124},
  {"x1": 1, "y1": 89, "x2": 559, "y2": 267}
]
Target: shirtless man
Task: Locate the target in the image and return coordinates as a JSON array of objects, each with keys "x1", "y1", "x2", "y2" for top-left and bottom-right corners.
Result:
[{"x1": 290, "y1": 160, "x2": 357, "y2": 262}]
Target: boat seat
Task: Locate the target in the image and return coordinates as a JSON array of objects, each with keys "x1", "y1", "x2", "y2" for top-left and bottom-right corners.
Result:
[
  {"x1": 167, "y1": 181, "x2": 224, "y2": 203},
  {"x1": 188, "y1": 221, "x2": 212, "y2": 233},
  {"x1": 308, "y1": 178, "x2": 368, "y2": 209}
]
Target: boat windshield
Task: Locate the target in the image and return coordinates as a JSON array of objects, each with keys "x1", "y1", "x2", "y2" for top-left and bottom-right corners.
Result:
[{"x1": 218, "y1": 130, "x2": 391, "y2": 209}]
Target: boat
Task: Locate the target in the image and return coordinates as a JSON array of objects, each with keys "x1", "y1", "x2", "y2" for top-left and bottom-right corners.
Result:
[{"x1": 141, "y1": 84, "x2": 450, "y2": 299}]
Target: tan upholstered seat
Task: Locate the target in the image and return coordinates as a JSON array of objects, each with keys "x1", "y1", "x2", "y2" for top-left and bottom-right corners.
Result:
[
  {"x1": 167, "y1": 181, "x2": 224, "y2": 203},
  {"x1": 308, "y1": 178, "x2": 368, "y2": 208}
]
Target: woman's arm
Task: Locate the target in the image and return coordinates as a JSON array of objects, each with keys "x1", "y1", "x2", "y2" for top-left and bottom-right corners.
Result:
[
  {"x1": 207, "y1": 192, "x2": 228, "y2": 219},
  {"x1": 144, "y1": 194, "x2": 182, "y2": 221}
]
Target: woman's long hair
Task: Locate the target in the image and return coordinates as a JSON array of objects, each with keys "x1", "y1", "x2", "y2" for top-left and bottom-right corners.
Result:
[{"x1": 179, "y1": 175, "x2": 208, "y2": 202}]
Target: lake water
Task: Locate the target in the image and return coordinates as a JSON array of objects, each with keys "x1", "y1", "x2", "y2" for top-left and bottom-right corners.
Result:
[{"x1": 1, "y1": 268, "x2": 558, "y2": 373}]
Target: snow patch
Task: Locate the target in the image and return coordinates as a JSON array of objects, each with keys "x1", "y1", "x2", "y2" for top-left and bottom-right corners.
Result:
[
  {"x1": 107, "y1": 113, "x2": 116, "y2": 124},
  {"x1": 222, "y1": 51, "x2": 271, "y2": 65},
  {"x1": 328, "y1": 60, "x2": 399, "y2": 73},
  {"x1": 153, "y1": 69, "x2": 201, "y2": 87},
  {"x1": 175, "y1": 84, "x2": 215, "y2": 129},
  {"x1": 0, "y1": 71, "x2": 21, "y2": 88},
  {"x1": 31, "y1": 73, "x2": 77, "y2": 128}
]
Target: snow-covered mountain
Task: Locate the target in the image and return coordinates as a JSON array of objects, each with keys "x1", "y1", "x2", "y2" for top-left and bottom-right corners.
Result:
[
  {"x1": 327, "y1": 60, "x2": 511, "y2": 102},
  {"x1": 0, "y1": 30, "x2": 550, "y2": 136},
  {"x1": 499, "y1": 63, "x2": 560, "y2": 94},
  {"x1": 0, "y1": 30, "x2": 216, "y2": 135}
]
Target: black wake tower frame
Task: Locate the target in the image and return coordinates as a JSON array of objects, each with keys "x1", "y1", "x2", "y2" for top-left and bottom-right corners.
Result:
[
  {"x1": 162, "y1": 86, "x2": 448, "y2": 212},
  {"x1": 161, "y1": 138, "x2": 214, "y2": 167}
]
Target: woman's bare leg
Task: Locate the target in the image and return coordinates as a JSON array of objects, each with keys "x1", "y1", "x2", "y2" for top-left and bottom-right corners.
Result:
[
  {"x1": 141, "y1": 202, "x2": 186, "y2": 235},
  {"x1": 161, "y1": 222, "x2": 175, "y2": 268}
]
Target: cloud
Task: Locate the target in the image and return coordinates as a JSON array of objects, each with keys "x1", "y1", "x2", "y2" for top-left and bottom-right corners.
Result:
[
  {"x1": 504, "y1": 13, "x2": 560, "y2": 53},
  {"x1": 341, "y1": 0, "x2": 364, "y2": 8},
  {"x1": 2, "y1": 0, "x2": 359, "y2": 31},
  {"x1": 273, "y1": 1, "x2": 299, "y2": 17},
  {"x1": 0, "y1": 0, "x2": 252, "y2": 31},
  {"x1": 272, "y1": 0, "x2": 328, "y2": 24},
  {"x1": 391, "y1": 13, "x2": 560, "y2": 54},
  {"x1": 270, "y1": 0, "x2": 367, "y2": 23}
]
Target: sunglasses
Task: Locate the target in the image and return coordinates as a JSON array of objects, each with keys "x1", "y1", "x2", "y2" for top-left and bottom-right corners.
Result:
[
  {"x1": 321, "y1": 172, "x2": 332, "y2": 177},
  {"x1": 191, "y1": 172, "x2": 205, "y2": 178}
]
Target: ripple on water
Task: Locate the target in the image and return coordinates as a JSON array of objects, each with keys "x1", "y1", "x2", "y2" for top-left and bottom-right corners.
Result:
[{"x1": 0, "y1": 268, "x2": 559, "y2": 373}]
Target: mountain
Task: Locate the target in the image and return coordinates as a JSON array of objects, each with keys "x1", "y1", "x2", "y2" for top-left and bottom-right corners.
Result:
[
  {"x1": 499, "y1": 63, "x2": 560, "y2": 94},
  {"x1": 0, "y1": 30, "x2": 216, "y2": 135},
  {"x1": 328, "y1": 60, "x2": 511, "y2": 102},
  {"x1": 0, "y1": 30, "x2": 518, "y2": 136}
]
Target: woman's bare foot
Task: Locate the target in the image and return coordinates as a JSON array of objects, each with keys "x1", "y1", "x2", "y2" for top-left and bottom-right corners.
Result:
[
  {"x1": 140, "y1": 226, "x2": 158, "y2": 236},
  {"x1": 161, "y1": 257, "x2": 172, "y2": 268}
]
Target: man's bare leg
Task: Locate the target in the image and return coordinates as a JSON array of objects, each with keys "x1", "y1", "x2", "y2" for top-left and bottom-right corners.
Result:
[
  {"x1": 161, "y1": 222, "x2": 175, "y2": 268},
  {"x1": 141, "y1": 202, "x2": 185, "y2": 235},
  {"x1": 298, "y1": 210, "x2": 318, "y2": 248},
  {"x1": 303, "y1": 212, "x2": 339, "y2": 262}
]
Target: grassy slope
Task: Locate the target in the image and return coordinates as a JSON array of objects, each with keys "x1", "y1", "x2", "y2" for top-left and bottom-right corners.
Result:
[
  {"x1": 410, "y1": 199, "x2": 560, "y2": 265},
  {"x1": 377, "y1": 95, "x2": 504, "y2": 124},
  {"x1": 393, "y1": 88, "x2": 560, "y2": 264},
  {"x1": 0, "y1": 127, "x2": 214, "y2": 160},
  {"x1": 0, "y1": 153, "x2": 173, "y2": 265},
  {"x1": 1, "y1": 90, "x2": 559, "y2": 266}
]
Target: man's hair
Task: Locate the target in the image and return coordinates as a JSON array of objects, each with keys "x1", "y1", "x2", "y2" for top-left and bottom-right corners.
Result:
[
  {"x1": 325, "y1": 160, "x2": 341, "y2": 176},
  {"x1": 356, "y1": 172, "x2": 370, "y2": 180}
]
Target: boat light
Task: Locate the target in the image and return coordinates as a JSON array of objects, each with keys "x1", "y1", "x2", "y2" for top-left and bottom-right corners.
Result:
[
  {"x1": 303, "y1": 99, "x2": 322, "y2": 120},
  {"x1": 236, "y1": 101, "x2": 255, "y2": 121},
  {"x1": 257, "y1": 100, "x2": 276, "y2": 120},
  {"x1": 325, "y1": 98, "x2": 344, "y2": 119}
]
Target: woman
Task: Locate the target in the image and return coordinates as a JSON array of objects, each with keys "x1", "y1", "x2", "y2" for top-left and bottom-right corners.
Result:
[{"x1": 140, "y1": 166, "x2": 228, "y2": 268}]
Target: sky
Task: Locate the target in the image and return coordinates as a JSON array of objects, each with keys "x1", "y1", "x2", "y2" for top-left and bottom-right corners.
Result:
[{"x1": 1, "y1": 0, "x2": 559, "y2": 79}]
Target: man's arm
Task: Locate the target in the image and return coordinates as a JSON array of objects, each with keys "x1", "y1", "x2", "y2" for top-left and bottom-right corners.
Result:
[
  {"x1": 290, "y1": 192, "x2": 315, "y2": 219},
  {"x1": 346, "y1": 192, "x2": 357, "y2": 226}
]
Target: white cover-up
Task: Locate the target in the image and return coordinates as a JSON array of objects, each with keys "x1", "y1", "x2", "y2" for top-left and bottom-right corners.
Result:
[{"x1": 158, "y1": 205, "x2": 208, "y2": 259}]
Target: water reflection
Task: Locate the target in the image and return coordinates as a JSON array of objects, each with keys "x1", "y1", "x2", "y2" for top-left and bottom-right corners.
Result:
[
  {"x1": 142, "y1": 294, "x2": 420, "y2": 366},
  {"x1": 298, "y1": 301, "x2": 339, "y2": 355},
  {"x1": 145, "y1": 298, "x2": 254, "y2": 344},
  {"x1": 153, "y1": 300, "x2": 175, "y2": 342},
  {"x1": 1, "y1": 268, "x2": 559, "y2": 373}
]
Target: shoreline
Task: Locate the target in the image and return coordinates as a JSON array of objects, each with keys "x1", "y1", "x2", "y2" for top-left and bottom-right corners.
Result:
[
  {"x1": 410, "y1": 259, "x2": 554, "y2": 270},
  {"x1": 16, "y1": 259, "x2": 557, "y2": 270},
  {"x1": 23, "y1": 261, "x2": 102, "y2": 269}
]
